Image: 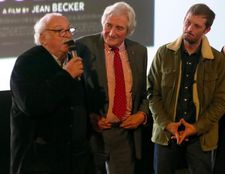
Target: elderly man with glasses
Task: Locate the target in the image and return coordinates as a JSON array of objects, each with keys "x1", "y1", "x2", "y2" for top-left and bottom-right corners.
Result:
[{"x1": 10, "y1": 13, "x2": 93, "y2": 174}]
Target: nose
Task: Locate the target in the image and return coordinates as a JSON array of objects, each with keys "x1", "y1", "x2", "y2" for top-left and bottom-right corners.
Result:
[
  {"x1": 186, "y1": 24, "x2": 194, "y2": 32},
  {"x1": 108, "y1": 27, "x2": 117, "y2": 37},
  {"x1": 64, "y1": 31, "x2": 72, "y2": 38}
]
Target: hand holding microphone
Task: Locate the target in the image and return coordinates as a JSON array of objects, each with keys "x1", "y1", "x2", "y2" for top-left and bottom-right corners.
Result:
[{"x1": 63, "y1": 40, "x2": 83, "y2": 79}]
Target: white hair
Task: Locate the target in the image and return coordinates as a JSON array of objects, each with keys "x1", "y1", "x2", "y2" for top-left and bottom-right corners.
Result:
[
  {"x1": 101, "y1": 2, "x2": 136, "y2": 35},
  {"x1": 34, "y1": 13, "x2": 62, "y2": 45}
]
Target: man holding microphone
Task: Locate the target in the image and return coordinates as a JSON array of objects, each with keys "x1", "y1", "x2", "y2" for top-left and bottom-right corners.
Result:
[{"x1": 10, "y1": 13, "x2": 92, "y2": 174}]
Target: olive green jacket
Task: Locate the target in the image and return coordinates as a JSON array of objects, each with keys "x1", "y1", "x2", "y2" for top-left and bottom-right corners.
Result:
[{"x1": 148, "y1": 35, "x2": 225, "y2": 151}]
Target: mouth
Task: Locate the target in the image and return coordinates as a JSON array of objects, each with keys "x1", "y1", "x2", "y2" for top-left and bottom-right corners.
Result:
[
  {"x1": 185, "y1": 32, "x2": 194, "y2": 38},
  {"x1": 63, "y1": 39, "x2": 72, "y2": 45}
]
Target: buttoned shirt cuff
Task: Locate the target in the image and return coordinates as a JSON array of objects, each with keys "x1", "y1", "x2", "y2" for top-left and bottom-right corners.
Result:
[{"x1": 139, "y1": 111, "x2": 148, "y2": 125}]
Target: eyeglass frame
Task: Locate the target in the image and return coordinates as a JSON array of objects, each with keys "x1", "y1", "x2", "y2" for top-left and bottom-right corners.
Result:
[{"x1": 45, "y1": 27, "x2": 76, "y2": 37}]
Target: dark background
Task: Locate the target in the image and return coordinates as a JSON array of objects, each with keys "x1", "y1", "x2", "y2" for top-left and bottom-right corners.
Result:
[
  {"x1": 0, "y1": 0, "x2": 154, "y2": 58},
  {"x1": 0, "y1": 91, "x2": 11, "y2": 174}
]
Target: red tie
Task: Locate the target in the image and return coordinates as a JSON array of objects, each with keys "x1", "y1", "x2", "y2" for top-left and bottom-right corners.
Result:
[{"x1": 112, "y1": 47, "x2": 126, "y2": 120}]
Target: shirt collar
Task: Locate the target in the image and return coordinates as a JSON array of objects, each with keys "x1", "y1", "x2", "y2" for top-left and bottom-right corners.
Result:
[
  {"x1": 51, "y1": 54, "x2": 66, "y2": 67},
  {"x1": 105, "y1": 42, "x2": 126, "y2": 52}
]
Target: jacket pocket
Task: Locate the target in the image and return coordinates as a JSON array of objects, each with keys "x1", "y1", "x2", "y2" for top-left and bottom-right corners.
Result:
[{"x1": 162, "y1": 68, "x2": 177, "y2": 88}]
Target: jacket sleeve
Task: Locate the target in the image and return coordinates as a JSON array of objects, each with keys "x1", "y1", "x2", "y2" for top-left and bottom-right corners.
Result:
[
  {"x1": 10, "y1": 49, "x2": 75, "y2": 117},
  {"x1": 136, "y1": 47, "x2": 150, "y2": 118},
  {"x1": 194, "y1": 51, "x2": 225, "y2": 134},
  {"x1": 147, "y1": 46, "x2": 173, "y2": 129}
]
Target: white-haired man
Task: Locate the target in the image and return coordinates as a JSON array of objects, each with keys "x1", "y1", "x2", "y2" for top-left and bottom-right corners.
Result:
[
  {"x1": 10, "y1": 13, "x2": 92, "y2": 174},
  {"x1": 75, "y1": 2, "x2": 149, "y2": 174}
]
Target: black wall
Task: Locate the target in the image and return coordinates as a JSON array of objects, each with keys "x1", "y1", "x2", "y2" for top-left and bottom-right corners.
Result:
[{"x1": 0, "y1": 90, "x2": 11, "y2": 174}]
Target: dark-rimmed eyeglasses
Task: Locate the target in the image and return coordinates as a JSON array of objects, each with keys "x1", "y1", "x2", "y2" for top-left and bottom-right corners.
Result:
[{"x1": 45, "y1": 27, "x2": 76, "y2": 37}]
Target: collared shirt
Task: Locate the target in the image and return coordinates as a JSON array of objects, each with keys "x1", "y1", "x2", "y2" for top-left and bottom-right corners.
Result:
[
  {"x1": 176, "y1": 43, "x2": 200, "y2": 127},
  {"x1": 51, "y1": 53, "x2": 68, "y2": 67},
  {"x1": 51, "y1": 54, "x2": 63, "y2": 67},
  {"x1": 104, "y1": 43, "x2": 133, "y2": 122}
]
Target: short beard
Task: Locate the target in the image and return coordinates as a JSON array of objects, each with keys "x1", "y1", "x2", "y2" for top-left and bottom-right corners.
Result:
[{"x1": 183, "y1": 37, "x2": 196, "y2": 45}]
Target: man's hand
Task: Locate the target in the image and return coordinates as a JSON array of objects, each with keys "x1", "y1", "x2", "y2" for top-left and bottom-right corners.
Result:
[
  {"x1": 97, "y1": 117, "x2": 112, "y2": 130},
  {"x1": 89, "y1": 113, "x2": 111, "y2": 132},
  {"x1": 64, "y1": 57, "x2": 83, "y2": 78},
  {"x1": 120, "y1": 112, "x2": 145, "y2": 129},
  {"x1": 165, "y1": 122, "x2": 181, "y2": 144},
  {"x1": 177, "y1": 119, "x2": 197, "y2": 145}
]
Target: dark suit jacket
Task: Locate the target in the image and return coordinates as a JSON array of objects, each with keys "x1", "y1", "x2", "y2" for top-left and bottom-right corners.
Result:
[
  {"x1": 10, "y1": 46, "x2": 89, "y2": 174},
  {"x1": 75, "y1": 33, "x2": 149, "y2": 159}
]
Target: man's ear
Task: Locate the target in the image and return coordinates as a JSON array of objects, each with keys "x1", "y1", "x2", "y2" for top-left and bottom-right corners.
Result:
[
  {"x1": 204, "y1": 27, "x2": 211, "y2": 35},
  {"x1": 40, "y1": 33, "x2": 46, "y2": 45}
]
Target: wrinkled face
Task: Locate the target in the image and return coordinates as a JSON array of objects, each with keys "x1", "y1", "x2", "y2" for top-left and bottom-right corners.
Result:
[
  {"x1": 40, "y1": 16, "x2": 73, "y2": 58},
  {"x1": 183, "y1": 13, "x2": 210, "y2": 44},
  {"x1": 102, "y1": 15, "x2": 129, "y2": 48}
]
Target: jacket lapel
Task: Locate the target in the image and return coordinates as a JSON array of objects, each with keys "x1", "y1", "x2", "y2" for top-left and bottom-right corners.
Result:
[
  {"x1": 95, "y1": 35, "x2": 109, "y2": 99},
  {"x1": 125, "y1": 40, "x2": 136, "y2": 102}
]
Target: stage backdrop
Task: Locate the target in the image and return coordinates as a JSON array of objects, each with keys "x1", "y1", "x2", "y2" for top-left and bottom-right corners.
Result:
[{"x1": 0, "y1": 0, "x2": 154, "y2": 58}]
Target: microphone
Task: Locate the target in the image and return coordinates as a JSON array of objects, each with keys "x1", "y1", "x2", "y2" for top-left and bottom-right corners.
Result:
[
  {"x1": 64, "y1": 39, "x2": 81, "y2": 80},
  {"x1": 64, "y1": 39, "x2": 77, "y2": 58}
]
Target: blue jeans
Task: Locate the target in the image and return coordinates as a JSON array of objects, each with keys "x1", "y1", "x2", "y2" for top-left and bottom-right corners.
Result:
[{"x1": 154, "y1": 137, "x2": 215, "y2": 174}]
